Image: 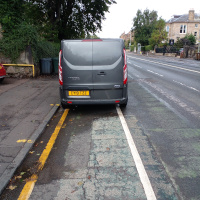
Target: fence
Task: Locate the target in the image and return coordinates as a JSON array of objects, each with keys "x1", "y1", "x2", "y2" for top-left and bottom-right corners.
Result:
[{"x1": 155, "y1": 46, "x2": 179, "y2": 54}]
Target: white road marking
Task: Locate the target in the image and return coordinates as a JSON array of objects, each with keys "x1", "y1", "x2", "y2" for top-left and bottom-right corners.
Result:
[
  {"x1": 128, "y1": 74, "x2": 134, "y2": 79},
  {"x1": 128, "y1": 56, "x2": 200, "y2": 74},
  {"x1": 190, "y1": 87, "x2": 199, "y2": 92},
  {"x1": 134, "y1": 64, "x2": 142, "y2": 68},
  {"x1": 142, "y1": 79, "x2": 200, "y2": 118},
  {"x1": 116, "y1": 106, "x2": 157, "y2": 200},
  {"x1": 127, "y1": 61, "x2": 132, "y2": 64},
  {"x1": 147, "y1": 70, "x2": 163, "y2": 77},
  {"x1": 173, "y1": 80, "x2": 200, "y2": 93}
]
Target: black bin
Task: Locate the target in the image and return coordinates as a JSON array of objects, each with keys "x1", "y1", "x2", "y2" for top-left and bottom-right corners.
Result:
[
  {"x1": 40, "y1": 58, "x2": 53, "y2": 74},
  {"x1": 52, "y1": 57, "x2": 59, "y2": 74}
]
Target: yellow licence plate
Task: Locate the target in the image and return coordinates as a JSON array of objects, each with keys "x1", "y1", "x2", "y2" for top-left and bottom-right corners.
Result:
[{"x1": 69, "y1": 91, "x2": 89, "y2": 96}]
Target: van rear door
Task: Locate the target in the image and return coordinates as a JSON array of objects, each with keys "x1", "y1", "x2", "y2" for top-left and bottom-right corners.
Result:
[
  {"x1": 92, "y1": 40, "x2": 124, "y2": 99},
  {"x1": 62, "y1": 40, "x2": 93, "y2": 95}
]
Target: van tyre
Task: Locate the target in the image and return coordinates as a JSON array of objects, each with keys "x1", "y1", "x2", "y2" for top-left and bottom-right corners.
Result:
[
  {"x1": 0, "y1": 78, "x2": 4, "y2": 83},
  {"x1": 120, "y1": 97, "x2": 128, "y2": 107},
  {"x1": 61, "y1": 102, "x2": 70, "y2": 109}
]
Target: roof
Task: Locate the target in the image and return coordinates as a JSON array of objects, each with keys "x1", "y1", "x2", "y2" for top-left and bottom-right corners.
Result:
[{"x1": 167, "y1": 13, "x2": 200, "y2": 23}]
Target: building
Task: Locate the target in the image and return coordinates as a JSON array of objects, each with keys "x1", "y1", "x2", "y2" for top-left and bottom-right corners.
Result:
[
  {"x1": 166, "y1": 9, "x2": 200, "y2": 43},
  {"x1": 120, "y1": 31, "x2": 134, "y2": 45}
]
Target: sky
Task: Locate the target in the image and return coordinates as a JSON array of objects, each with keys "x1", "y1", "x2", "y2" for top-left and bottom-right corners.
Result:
[{"x1": 98, "y1": 0, "x2": 200, "y2": 38}]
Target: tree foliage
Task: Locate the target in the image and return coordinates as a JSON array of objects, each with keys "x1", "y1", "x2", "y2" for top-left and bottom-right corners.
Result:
[
  {"x1": 24, "y1": 0, "x2": 116, "y2": 40},
  {"x1": 149, "y1": 19, "x2": 168, "y2": 47},
  {"x1": 0, "y1": 0, "x2": 116, "y2": 62},
  {"x1": 0, "y1": 0, "x2": 25, "y2": 32},
  {"x1": 132, "y1": 9, "x2": 158, "y2": 46},
  {"x1": 175, "y1": 33, "x2": 196, "y2": 48},
  {"x1": 0, "y1": 0, "x2": 116, "y2": 41}
]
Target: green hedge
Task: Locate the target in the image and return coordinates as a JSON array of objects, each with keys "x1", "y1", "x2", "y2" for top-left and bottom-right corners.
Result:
[
  {"x1": 145, "y1": 45, "x2": 153, "y2": 51},
  {"x1": 130, "y1": 45, "x2": 134, "y2": 52},
  {"x1": 0, "y1": 23, "x2": 60, "y2": 63},
  {"x1": 35, "y1": 40, "x2": 60, "y2": 63}
]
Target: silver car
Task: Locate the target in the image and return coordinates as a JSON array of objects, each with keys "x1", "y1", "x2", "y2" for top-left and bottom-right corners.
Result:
[{"x1": 59, "y1": 38, "x2": 128, "y2": 108}]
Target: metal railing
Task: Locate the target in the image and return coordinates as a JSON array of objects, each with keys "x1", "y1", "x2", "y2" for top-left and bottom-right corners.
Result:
[{"x1": 2, "y1": 64, "x2": 35, "y2": 77}]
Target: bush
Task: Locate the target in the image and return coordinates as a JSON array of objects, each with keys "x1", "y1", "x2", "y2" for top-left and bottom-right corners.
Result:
[
  {"x1": 0, "y1": 23, "x2": 38, "y2": 62},
  {"x1": 141, "y1": 46, "x2": 145, "y2": 52},
  {"x1": 35, "y1": 40, "x2": 60, "y2": 62},
  {"x1": 0, "y1": 22, "x2": 60, "y2": 63},
  {"x1": 130, "y1": 45, "x2": 134, "y2": 52},
  {"x1": 145, "y1": 45, "x2": 153, "y2": 51}
]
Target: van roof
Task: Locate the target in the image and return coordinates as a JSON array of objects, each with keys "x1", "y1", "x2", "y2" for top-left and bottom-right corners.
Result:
[{"x1": 61, "y1": 38, "x2": 124, "y2": 42}]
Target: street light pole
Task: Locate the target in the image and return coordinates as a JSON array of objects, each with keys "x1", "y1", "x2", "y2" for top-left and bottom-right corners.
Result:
[
  {"x1": 198, "y1": 28, "x2": 200, "y2": 53},
  {"x1": 129, "y1": 31, "x2": 131, "y2": 50}
]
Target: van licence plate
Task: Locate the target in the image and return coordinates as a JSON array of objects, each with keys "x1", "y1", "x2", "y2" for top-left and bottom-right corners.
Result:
[{"x1": 68, "y1": 91, "x2": 89, "y2": 96}]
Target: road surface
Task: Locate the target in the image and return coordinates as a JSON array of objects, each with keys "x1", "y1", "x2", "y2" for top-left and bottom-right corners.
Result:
[{"x1": 1, "y1": 54, "x2": 200, "y2": 200}]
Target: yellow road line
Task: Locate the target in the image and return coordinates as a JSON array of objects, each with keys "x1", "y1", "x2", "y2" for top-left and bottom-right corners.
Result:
[{"x1": 18, "y1": 109, "x2": 69, "y2": 200}]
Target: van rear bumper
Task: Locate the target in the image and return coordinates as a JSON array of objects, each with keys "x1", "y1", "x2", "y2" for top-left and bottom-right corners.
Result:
[
  {"x1": 61, "y1": 97, "x2": 128, "y2": 106},
  {"x1": 60, "y1": 86, "x2": 128, "y2": 107}
]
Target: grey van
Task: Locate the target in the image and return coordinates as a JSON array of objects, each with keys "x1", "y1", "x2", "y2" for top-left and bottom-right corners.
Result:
[{"x1": 59, "y1": 38, "x2": 128, "y2": 108}]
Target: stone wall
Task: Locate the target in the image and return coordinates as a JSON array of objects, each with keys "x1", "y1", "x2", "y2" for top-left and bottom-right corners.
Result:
[
  {"x1": 0, "y1": 46, "x2": 39, "y2": 78},
  {"x1": 5, "y1": 66, "x2": 33, "y2": 78}
]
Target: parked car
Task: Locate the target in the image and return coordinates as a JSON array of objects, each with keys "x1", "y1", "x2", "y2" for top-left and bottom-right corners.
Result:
[
  {"x1": 0, "y1": 64, "x2": 6, "y2": 83},
  {"x1": 59, "y1": 38, "x2": 128, "y2": 108}
]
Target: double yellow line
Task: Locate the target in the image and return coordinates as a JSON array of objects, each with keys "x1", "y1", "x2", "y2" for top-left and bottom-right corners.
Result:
[{"x1": 18, "y1": 109, "x2": 69, "y2": 200}]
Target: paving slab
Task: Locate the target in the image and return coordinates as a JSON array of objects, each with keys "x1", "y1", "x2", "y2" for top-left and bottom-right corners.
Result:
[{"x1": 0, "y1": 77, "x2": 60, "y2": 194}]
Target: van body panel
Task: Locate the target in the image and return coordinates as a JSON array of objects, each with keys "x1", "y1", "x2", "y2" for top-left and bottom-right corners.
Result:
[
  {"x1": 59, "y1": 38, "x2": 128, "y2": 107},
  {"x1": 62, "y1": 40, "x2": 93, "y2": 90}
]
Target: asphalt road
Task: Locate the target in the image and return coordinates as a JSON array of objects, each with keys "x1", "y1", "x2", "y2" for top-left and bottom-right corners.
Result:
[{"x1": 1, "y1": 54, "x2": 200, "y2": 200}]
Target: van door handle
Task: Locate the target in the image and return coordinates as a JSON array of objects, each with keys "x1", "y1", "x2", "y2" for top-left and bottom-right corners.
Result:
[{"x1": 98, "y1": 71, "x2": 106, "y2": 76}]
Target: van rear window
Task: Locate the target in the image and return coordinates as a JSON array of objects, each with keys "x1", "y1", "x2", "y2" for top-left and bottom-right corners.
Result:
[
  {"x1": 93, "y1": 42, "x2": 121, "y2": 66},
  {"x1": 63, "y1": 42, "x2": 92, "y2": 66},
  {"x1": 63, "y1": 41, "x2": 121, "y2": 66}
]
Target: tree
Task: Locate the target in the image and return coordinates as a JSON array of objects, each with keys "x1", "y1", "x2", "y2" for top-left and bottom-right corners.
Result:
[
  {"x1": 25, "y1": 0, "x2": 116, "y2": 41},
  {"x1": 132, "y1": 9, "x2": 158, "y2": 46},
  {"x1": 0, "y1": 0, "x2": 116, "y2": 41},
  {"x1": 149, "y1": 18, "x2": 168, "y2": 47},
  {"x1": 184, "y1": 33, "x2": 196, "y2": 45},
  {"x1": 0, "y1": 0, "x2": 25, "y2": 32},
  {"x1": 175, "y1": 33, "x2": 196, "y2": 48}
]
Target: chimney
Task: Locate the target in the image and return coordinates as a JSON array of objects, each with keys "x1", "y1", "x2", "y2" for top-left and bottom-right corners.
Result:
[{"x1": 189, "y1": 9, "x2": 195, "y2": 21}]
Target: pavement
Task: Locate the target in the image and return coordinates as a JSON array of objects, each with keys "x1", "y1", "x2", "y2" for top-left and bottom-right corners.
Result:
[{"x1": 0, "y1": 76, "x2": 60, "y2": 194}]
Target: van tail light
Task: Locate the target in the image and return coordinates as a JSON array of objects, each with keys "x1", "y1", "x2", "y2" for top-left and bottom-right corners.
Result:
[
  {"x1": 59, "y1": 50, "x2": 63, "y2": 86},
  {"x1": 123, "y1": 49, "x2": 127, "y2": 85}
]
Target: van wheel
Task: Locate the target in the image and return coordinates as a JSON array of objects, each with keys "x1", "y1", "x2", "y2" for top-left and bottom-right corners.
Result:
[
  {"x1": 120, "y1": 98, "x2": 128, "y2": 107},
  {"x1": 120, "y1": 102, "x2": 127, "y2": 107},
  {"x1": 0, "y1": 78, "x2": 4, "y2": 83},
  {"x1": 61, "y1": 102, "x2": 69, "y2": 109}
]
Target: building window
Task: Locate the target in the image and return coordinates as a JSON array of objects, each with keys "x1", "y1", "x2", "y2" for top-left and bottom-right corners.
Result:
[
  {"x1": 180, "y1": 25, "x2": 186, "y2": 33},
  {"x1": 195, "y1": 24, "x2": 198, "y2": 28},
  {"x1": 194, "y1": 32, "x2": 197, "y2": 36},
  {"x1": 166, "y1": 26, "x2": 169, "y2": 32}
]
